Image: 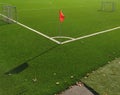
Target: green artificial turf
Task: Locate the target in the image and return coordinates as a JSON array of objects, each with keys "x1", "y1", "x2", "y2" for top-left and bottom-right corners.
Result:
[
  {"x1": 0, "y1": 0, "x2": 120, "y2": 95},
  {"x1": 81, "y1": 57, "x2": 120, "y2": 95}
]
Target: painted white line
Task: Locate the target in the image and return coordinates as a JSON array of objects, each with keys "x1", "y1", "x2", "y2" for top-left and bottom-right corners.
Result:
[
  {"x1": 51, "y1": 36, "x2": 75, "y2": 40},
  {"x1": 61, "y1": 26, "x2": 120, "y2": 44},
  {"x1": 1, "y1": 13, "x2": 120, "y2": 45},
  {"x1": 0, "y1": 13, "x2": 61, "y2": 44}
]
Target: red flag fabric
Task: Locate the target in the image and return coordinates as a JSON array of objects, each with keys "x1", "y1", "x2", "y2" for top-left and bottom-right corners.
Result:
[{"x1": 59, "y1": 10, "x2": 65, "y2": 22}]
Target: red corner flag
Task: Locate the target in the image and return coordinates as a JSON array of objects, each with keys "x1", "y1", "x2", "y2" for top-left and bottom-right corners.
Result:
[{"x1": 59, "y1": 10, "x2": 65, "y2": 22}]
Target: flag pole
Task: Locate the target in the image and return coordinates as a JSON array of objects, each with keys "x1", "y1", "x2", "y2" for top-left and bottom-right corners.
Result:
[
  {"x1": 59, "y1": 10, "x2": 61, "y2": 38},
  {"x1": 59, "y1": 10, "x2": 65, "y2": 42},
  {"x1": 59, "y1": 21, "x2": 62, "y2": 38}
]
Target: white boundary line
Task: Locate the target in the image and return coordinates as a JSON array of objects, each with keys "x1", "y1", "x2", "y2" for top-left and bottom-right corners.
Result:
[
  {"x1": 61, "y1": 26, "x2": 120, "y2": 44},
  {"x1": 51, "y1": 36, "x2": 75, "y2": 40},
  {"x1": 0, "y1": 13, "x2": 61, "y2": 44},
  {"x1": 1, "y1": 13, "x2": 120, "y2": 45}
]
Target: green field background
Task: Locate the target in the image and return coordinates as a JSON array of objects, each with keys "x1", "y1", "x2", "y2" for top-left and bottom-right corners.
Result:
[
  {"x1": 0, "y1": 0, "x2": 120, "y2": 95},
  {"x1": 1, "y1": 0, "x2": 120, "y2": 37}
]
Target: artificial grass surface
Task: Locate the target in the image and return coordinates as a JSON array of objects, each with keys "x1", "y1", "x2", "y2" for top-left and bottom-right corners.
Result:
[
  {"x1": 82, "y1": 57, "x2": 120, "y2": 95},
  {"x1": 0, "y1": 0, "x2": 120, "y2": 95},
  {"x1": 0, "y1": 27, "x2": 120, "y2": 95},
  {"x1": 0, "y1": 24, "x2": 55, "y2": 72},
  {"x1": 1, "y1": 0, "x2": 120, "y2": 37}
]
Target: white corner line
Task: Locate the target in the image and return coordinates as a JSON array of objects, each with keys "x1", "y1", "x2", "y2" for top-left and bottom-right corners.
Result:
[
  {"x1": 51, "y1": 36, "x2": 75, "y2": 40},
  {"x1": 61, "y1": 26, "x2": 120, "y2": 44},
  {"x1": 1, "y1": 13, "x2": 120, "y2": 45},
  {"x1": 0, "y1": 13, "x2": 61, "y2": 44}
]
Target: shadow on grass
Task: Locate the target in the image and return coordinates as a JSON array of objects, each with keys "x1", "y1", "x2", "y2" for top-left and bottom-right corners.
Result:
[
  {"x1": 83, "y1": 82, "x2": 99, "y2": 95},
  {"x1": 5, "y1": 44, "x2": 59, "y2": 75},
  {"x1": 5, "y1": 63, "x2": 29, "y2": 75},
  {"x1": 25, "y1": 44, "x2": 59, "y2": 63}
]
